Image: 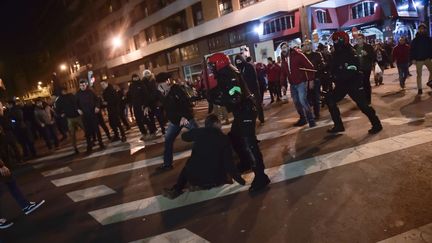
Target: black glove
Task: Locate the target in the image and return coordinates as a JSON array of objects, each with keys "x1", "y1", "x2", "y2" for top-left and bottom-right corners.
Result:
[{"x1": 233, "y1": 174, "x2": 246, "y2": 185}]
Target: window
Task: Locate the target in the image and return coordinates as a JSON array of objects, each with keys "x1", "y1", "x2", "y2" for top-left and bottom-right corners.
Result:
[
  {"x1": 263, "y1": 15, "x2": 294, "y2": 35},
  {"x1": 218, "y1": 0, "x2": 233, "y2": 15},
  {"x1": 352, "y1": 1, "x2": 376, "y2": 19},
  {"x1": 145, "y1": 27, "x2": 154, "y2": 43},
  {"x1": 208, "y1": 33, "x2": 228, "y2": 50},
  {"x1": 180, "y1": 43, "x2": 199, "y2": 61},
  {"x1": 133, "y1": 34, "x2": 140, "y2": 50},
  {"x1": 229, "y1": 28, "x2": 246, "y2": 45},
  {"x1": 240, "y1": 0, "x2": 259, "y2": 8},
  {"x1": 192, "y1": 2, "x2": 204, "y2": 26},
  {"x1": 183, "y1": 63, "x2": 203, "y2": 82},
  {"x1": 167, "y1": 48, "x2": 180, "y2": 64},
  {"x1": 316, "y1": 10, "x2": 331, "y2": 24}
]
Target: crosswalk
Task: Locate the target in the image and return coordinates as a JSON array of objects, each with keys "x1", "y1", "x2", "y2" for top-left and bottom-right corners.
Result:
[{"x1": 31, "y1": 111, "x2": 432, "y2": 242}]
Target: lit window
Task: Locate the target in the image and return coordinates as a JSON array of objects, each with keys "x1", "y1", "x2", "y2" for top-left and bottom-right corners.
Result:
[
  {"x1": 218, "y1": 0, "x2": 233, "y2": 15},
  {"x1": 263, "y1": 15, "x2": 294, "y2": 35},
  {"x1": 352, "y1": 1, "x2": 376, "y2": 19}
]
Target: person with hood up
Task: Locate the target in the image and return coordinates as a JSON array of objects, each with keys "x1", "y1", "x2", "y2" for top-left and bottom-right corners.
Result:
[
  {"x1": 234, "y1": 54, "x2": 265, "y2": 124},
  {"x1": 410, "y1": 23, "x2": 432, "y2": 95},
  {"x1": 127, "y1": 74, "x2": 156, "y2": 140},
  {"x1": 325, "y1": 31, "x2": 382, "y2": 134},
  {"x1": 142, "y1": 69, "x2": 166, "y2": 134},
  {"x1": 75, "y1": 79, "x2": 105, "y2": 153},
  {"x1": 101, "y1": 80, "x2": 126, "y2": 142},
  {"x1": 280, "y1": 42, "x2": 317, "y2": 128}
]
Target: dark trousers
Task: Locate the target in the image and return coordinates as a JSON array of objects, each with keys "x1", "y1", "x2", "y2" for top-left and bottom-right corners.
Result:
[
  {"x1": 14, "y1": 128, "x2": 36, "y2": 157},
  {"x1": 163, "y1": 119, "x2": 198, "y2": 166},
  {"x1": 83, "y1": 114, "x2": 103, "y2": 148},
  {"x1": 39, "y1": 124, "x2": 59, "y2": 149},
  {"x1": 326, "y1": 81, "x2": 381, "y2": 129},
  {"x1": 361, "y1": 68, "x2": 372, "y2": 104},
  {"x1": 55, "y1": 116, "x2": 68, "y2": 139},
  {"x1": 397, "y1": 63, "x2": 409, "y2": 88},
  {"x1": 1, "y1": 176, "x2": 29, "y2": 209},
  {"x1": 108, "y1": 112, "x2": 125, "y2": 139},
  {"x1": 119, "y1": 106, "x2": 130, "y2": 129},
  {"x1": 96, "y1": 113, "x2": 111, "y2": 139},
  {"x1": 133, "y1": 105, "x2": 156, "y2": 135},
  {"x1": 150, "y1": 106, "x2": 166, "y2": 133},
  {"x1": 268, "y1": 82, "x2": 281, "y2": 101},
  {"x1": 229, "y1": 133, "x2": 269, "y2": 186},
  {"x1": 307, "y1": 79, "x2": 321, "y2": 117}
]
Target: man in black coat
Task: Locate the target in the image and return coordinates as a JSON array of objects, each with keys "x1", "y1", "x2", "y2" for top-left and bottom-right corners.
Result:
[
  {"x1": 156, "y1": 82, "x2": 198, "y2": 172},
  {"x1": 410, "y1": 23, "x2": 432, "y2": 95},
  {"x1": 101, "y1": 80, "x2": 126, "y2": 142},
  {"x1": 127, "y1": 74, "x2": 156, "y2": 140},
  {"x1": 55, "y1": 87, "x2": 83, "y2": 154},
  {"x1": 75, "y1": 79, "x2": 104, "y2": 153},
  {"x1": 162, "y1": 114, "x2": 245, "y2": 199},
  {"x1": 234, "y1": 54, "x2": 264, "y2": 124}
]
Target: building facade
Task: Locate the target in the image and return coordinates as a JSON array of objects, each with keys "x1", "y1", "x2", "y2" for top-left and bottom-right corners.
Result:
[{"x1": 58, "y1": 0, "x2": 428, "y2": 93}]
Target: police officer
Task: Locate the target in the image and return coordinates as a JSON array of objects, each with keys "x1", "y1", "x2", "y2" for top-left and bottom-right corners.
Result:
[
  {"x1": 207, "y1": 53, "x2": 270, "y2": 193},
  {"x1": 101, "y1": 80, "x2": 126, "y2": 142},
  {"x1": 326, "y1": 31, "x2": 383, "y2": 134}
]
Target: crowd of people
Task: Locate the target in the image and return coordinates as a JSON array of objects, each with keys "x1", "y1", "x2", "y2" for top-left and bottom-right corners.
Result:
[{"x1": 2, "y1": 24, "x2": 432, "y2": 228}]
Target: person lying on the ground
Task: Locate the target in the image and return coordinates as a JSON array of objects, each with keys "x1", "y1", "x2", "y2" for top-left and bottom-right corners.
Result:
[{"x1": 163, "y1": 114, "x2": 245, "y2": 199}]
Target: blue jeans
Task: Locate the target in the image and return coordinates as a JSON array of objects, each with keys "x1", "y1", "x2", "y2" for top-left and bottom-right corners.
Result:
[
  {"x1": 163, "y1": 119, "x2": 198, "y2": 166},
  {"x1": 290, "y1": 82, "x2": 315, "y2": 125},
  {"x1": 1, "y1": 176, "x2": 30, "y2": 209},
  {"x1": 397, "y1": 63, "x2": 409, "y2": 88}
]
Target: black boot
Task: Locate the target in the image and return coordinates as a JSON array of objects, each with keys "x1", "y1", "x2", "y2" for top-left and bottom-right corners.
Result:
[{"x1": 327, "y1": 126, "x2": 345, "y2": 133}]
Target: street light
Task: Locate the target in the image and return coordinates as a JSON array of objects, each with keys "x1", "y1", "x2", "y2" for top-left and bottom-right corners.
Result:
[
  {"x1": 254, "y1": 23, "x2": 263, "y2": 35},
  {"x1": 60, "y1": 64, "x2": 67, "y2": 71},
  {"x1": 38, "y1": 81, "x2": 42, "y2": 85},
  {"x1": 112, "y1": 36, "x2": 123, "y2": 48}
]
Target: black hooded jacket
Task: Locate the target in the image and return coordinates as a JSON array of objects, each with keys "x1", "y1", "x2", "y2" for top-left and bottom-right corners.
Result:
[
  {"x1": 234, "y1": 55, "x2": 260, "y2": 99},
  {"x1": 163, "y1": 84, "x2": 193, "y2": 125},
  {"x1": 181, "y1": 127, "x2": 241, "y2": 186},
  {"x1": 331, "y1": 44, "x2": 362, "y2": 84},
  {"x1": 102, "y1": 84, "x2": 121, "y2": 115},
  {"x1": 128, "y1": 77, "x2": 150, "y2": 107}
]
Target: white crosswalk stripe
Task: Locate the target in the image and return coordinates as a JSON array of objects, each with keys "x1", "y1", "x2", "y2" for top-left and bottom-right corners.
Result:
[
  {"x1": 88, "y1": 127, "x2": 432, "y2": 225},
  {"x1": 129, "y1": 228, "x2": 209, "y2": 243},
  {"x1": 66, "y1": 185, "x2": 116, "y2": 202},
  {"x1": 377, "y1": 222, "x2": 432, "y2": 243}
]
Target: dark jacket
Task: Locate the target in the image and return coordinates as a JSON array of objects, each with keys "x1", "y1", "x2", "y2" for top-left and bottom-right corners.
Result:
[
  {"x1": 331, "y1": 45, "x2": 362, "y2": 84},
  {"x1": 76, "y1": 88, "x2": 99, "y2": 115},
  {"x1": 234, "y1": 55, "x2": 260, "y2": 98},
  {"x1": 354, "y1": 43, "x2": 376, "y2": 71},
  {"x1": 181, "y1": 127, "x2": 240, "y2": 186},
  {"x1": 304, "y1": 51, "x2": 326, "y2": 79},
  {"x1": 143, "y1": 76, "x2": 163, "y2": 107},
  {"x1": 163, "y1": 84, "x2": 193, "y2": 125},
  {"x1": 128, "y1": 80, "x2": 150, "y2": 107},
  {"x1": 281, "y1": 48, "x2": 315, "y2": 85},
  {"x1": 55, "y1": 93, "x2": 80, "y2": 118},
  {"x1": 410, "y1": 33, "x2": 432, "y2": 61},
  {"x1": 102, "y1": 84, "x2": 121, "y2": 115}
]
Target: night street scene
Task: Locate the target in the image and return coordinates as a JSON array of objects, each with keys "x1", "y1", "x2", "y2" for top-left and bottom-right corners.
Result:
[{"x1": 1, "y1": 0, "x2": 432, "y2": 242}]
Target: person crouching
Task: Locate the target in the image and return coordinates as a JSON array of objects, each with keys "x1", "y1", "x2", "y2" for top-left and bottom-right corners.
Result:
[{"x1": 162, "y1": 114, "x2": 245, "y2": 199}]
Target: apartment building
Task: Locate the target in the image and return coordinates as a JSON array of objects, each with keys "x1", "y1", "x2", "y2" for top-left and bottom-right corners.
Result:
[{"x1": 61, "y1": 0, "x2": 324, "y2": 92}]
